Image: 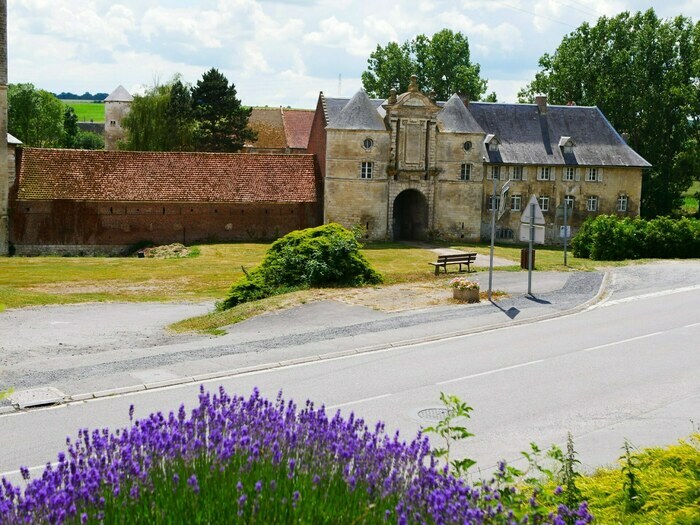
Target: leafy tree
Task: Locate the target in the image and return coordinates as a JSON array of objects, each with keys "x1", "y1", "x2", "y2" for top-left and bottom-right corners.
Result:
[
  {"x1": 8, "y1": 83, "x2": 64, "y2": 147},
  {"x1": 519, "y1": 9, "x2": 700, "y2": 217},
  {"x1": 362, "y1": 29, "x2": 488, "y2": 101},
  {"x1": 62, "y1": 106, "x2": 79, "y2": 147},
  {"x1": 121, "y1": 78, "x2": 195, "y2": 152},
  {"x1": 191, "y1": 68, "x2": 255, "y2": 152},
  {"x1": 74, "y1": 131, "x2": 104, "y2": 150}
]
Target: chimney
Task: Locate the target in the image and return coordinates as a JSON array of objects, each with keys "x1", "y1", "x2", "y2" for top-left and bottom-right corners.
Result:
[
  {"x1": 621, "y1": 132, "x2": 630, "y2": 144},
  {"x1": 535, "y1": 94, "x2": 547, "y2": 115},
  {"x1": 458, "y1": 92, "x2": 470, "y2": 107}
]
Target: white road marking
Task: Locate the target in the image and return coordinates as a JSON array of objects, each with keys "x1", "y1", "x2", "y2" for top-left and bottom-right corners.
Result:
[
  {"x1": 684, "y1": 322, "x2": 700, "y2": 328},
  {"x1": 326, "y1": 394, "x2": 392, "y2": 410},
  {"x1": 437, "y1": 359, "x2": 544, "y2": 385},
  {"x1": 597, "y1": 284, "x2": 700, "y2": 308},
  {"x1": 583, "y1": 331, "x2": 664, "y2": 352}
]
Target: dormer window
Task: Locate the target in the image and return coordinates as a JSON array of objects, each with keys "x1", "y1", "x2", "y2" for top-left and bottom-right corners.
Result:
[
  {"x1": 559, "y1": 136, "x2": 575, "y2": 155},
  {"x1": 484, "y1": 134, "x2": 500, "y2": 152},
  {"x1": 362, "y1": 138, "x2": 374, "y2": 150}
]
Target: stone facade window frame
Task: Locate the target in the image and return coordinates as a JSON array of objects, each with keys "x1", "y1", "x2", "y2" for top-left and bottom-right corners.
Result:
[
  {"x1": 539, "y1": 195, "x2": 550, "y2": 212},
  {"x1": 511, "y1": 194, "x2": 522, "y2": 211},
  {"x1": 564, "y1": 194, "x2": 575, "y2": 210},
  {"x1": 563, "y1": 167, "x2": 576, "y2": 181},
  {"x1": 587, "y1": 195, "x2": 599, "y2": 212},
  {"x1": 460, "y1": 163, "x2": 471, "y2": 181},
  {"x1": 586, "y1": 167, "x2": 601, "y2": 182},
  {"x1": 617, "y1": 194, "x2": 629, "y2": 212},
  {"x1": 487, "y1": 165, "x2": 501, "y2": 180},
  {"x1": 537, "y1": 166, "x2": 552, "y2": 181},
  {"x1": 360, "y1": 161, "x2": 373, "y2": 179},
  {"x1": 463, "y1": 140, "x2": 472, "y2": 152},
  {"x1": 488, "y1": 195, "x2": 501, "y2": 211},
  {"x1": 362, "y1": 138, "x2": 374, "y2": 150},
  {"x1": 511, "y1": 166, "x2": 523, "y2": 181}
]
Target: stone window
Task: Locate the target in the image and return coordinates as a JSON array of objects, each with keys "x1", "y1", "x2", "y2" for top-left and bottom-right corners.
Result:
[
  {"x1": 511, "y1": 194, "x2": 522, "y2": 211},
  {"x1": 539, "y1": 195, "x2": 550, "y2": 212},
  {"x1": 363, "y1": 138, "x2": 374, "y2": 150},
  {"x1": 488, "y1": 195, "x2": 501, "y2": 211},
  {"x1": 463, "y1": 141, "x2": 472, "y2": 151},
  {"x1": 586, "y1": 168, "x2": 599, "y2": 182},
  {"x1": 110, "y1": 120, "x2": 116, "y2": 127},
  {"x1": 617, "y1": 195, "x2": 629, "y2": 212},
  {"x1": 564, "y1": 195, "x2": 575, "y2": 210},
  {"x1": 587, "y1": 195, "x2": 599, "y2": 212},
  {"x1": 511, "y1": 166, "x2": 523, "y2": 180},
  {"x1": 460, "y1": 163, "x2": 471, "y2": 180},
  {"x1": 487, "y1": 165, "x2": 501, "y2": 180},
  {"x1": 563, "y1": 167, "x2": 575, "y2": 181},
  {"x1": 360, "y1": 161, "x2": 373, "y2": 179},
  {"x1": 537, "y1": 166, "x2": 552, "y2": 181}
]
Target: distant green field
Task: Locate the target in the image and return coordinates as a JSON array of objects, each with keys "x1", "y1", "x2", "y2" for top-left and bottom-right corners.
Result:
[{"x1": 62, "y1": 100, "x2": 105, "y2": 123}]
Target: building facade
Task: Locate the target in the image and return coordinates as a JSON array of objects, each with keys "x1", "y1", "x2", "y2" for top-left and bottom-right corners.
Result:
[{"x1": 309, "y1": 76, "x2": 650, "y2": 244}]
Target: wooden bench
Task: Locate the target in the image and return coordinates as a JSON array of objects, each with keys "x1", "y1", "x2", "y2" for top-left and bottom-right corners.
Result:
[{"x1": 429, "y1": 253, "x2": 478, "y2": 275}]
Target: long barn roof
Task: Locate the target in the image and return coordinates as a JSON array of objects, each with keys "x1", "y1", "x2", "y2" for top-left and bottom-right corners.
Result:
[{"x1": 17, "y1": 148, "x2": 318, "y2": 203}]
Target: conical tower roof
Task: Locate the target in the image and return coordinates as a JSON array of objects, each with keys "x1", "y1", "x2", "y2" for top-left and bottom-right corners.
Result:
[
  {"x1": 105, "y1": 85, "x2": 133, "y2": 102},
  {"x1": 328, "y1": 90, "x2": 386, "y2": 130},
  {"x1": 437, "y1": 94, "x2": 483, "y2": 133}
]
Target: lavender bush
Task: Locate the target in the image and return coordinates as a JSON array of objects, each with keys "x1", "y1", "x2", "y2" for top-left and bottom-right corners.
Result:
[{"x1": 0, "y1": 387, "x2": 593, "y2": 524}]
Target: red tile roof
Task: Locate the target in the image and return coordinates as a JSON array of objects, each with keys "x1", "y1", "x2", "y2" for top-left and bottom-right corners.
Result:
[
  {"x1": 283, "y1": 109, "x2": 314, "y2": 149},
  {"x1": 17, "y1": 148, "x2": 318, "y2": 203},
  {"x1": 246, "y1": 108, "x2": 287, "y2": 149}
]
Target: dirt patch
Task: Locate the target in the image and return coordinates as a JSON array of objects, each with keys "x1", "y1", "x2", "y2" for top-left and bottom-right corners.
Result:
[
  {"x1": 24, "y1": 278, "x2": 197, "y2": 296},
  {"x1": 314, "y1": 276, "x2": 499, "y2": 312}
]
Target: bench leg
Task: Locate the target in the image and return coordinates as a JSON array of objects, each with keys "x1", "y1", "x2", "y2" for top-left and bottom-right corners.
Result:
[{"x1": 434, "y1": 265, "x2": 440, "y2": 276}]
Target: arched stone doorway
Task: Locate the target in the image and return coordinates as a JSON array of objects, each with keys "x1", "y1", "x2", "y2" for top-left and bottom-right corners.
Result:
[{"x1": 393, "y1": 189, "x2": 429, "y2": 240}]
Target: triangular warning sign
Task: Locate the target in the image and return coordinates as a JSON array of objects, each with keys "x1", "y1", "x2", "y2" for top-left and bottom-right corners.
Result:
[{"x1": 520, "y1": 195, "x2": 546, "y2": 225}]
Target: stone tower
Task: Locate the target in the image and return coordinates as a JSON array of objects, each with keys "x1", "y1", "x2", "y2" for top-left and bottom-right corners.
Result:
[
  {"x1": 0, "y1": 0, "x2": 9, "y2": 255},
  {"x1": 104, "y1": 85, "x2": 133, "y2": 150}
]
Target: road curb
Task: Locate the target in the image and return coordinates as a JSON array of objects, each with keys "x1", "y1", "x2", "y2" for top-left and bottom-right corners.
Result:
[{"x1": 2, "y1": 272, "x2": 611, "y2": 414}]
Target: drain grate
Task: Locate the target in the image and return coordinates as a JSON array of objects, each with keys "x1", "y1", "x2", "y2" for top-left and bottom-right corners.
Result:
[
  {"x1": 9, "y1": 387, "x2": 66, "y2": 409},
  {"x1": 417, "y1": 408, "x2": 453, "y2": 421}
]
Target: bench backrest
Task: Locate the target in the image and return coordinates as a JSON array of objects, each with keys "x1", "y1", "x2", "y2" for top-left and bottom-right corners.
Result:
[{"x1": 437, "y1": 253, "x2": 477, "y2": 262}]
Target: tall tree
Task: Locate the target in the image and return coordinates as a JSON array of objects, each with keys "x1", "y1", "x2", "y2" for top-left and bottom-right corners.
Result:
[
  {"x1": 361, "y1": 30, "x2": 488, "y2": 101},
  {"x1": 62, "y1": 106, "x2": 79, "y2": 147},
  {"x1": 519, "y1": 10, "x2": 700, "y2": 217},
  {"x1": 8, "y1": 83, "x2": 64, "y2": 147},
  {"x1": 120, "y1": 78, "x2": 195, "y2": 152},
  {"x1": 191, "y1": 68, "x2": 255, "y2": 152}
]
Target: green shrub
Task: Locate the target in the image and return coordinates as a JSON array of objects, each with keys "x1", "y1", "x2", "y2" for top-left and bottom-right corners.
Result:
[
  {"x1": 572, "y1": 215, "x2": 700, "y2": 260},
  {"x1": 571, "y1": 217, "x2": 594, "y2": 258},
  {"x1": 219, "y1": 224, "x2": 382, "y2": 310},
  {"x1": 579, "y1": 434, "x2": 700, "y2": 524}
]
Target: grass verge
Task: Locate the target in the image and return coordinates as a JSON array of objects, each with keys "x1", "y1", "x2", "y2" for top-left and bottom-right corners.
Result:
[{"x1": 62, "y1": 100, "x2": 105, "y2": 122}]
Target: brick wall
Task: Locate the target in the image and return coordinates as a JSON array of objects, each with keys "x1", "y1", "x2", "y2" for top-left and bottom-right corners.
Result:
[{"x1": 10, "y1": 199, "x2": 319, "y2": 254}]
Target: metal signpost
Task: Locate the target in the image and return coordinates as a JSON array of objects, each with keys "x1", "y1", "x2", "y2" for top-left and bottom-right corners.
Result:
[
  {"x1": 520, "y1": 196, "x2": 545, "y2": 296},
  {"x1": 487, "y1": 173, "x2": 497, "y2": 301},
  {"x1": 563, "y1": 199, "x2": 568, "y2": 266},
  {"x1": 528, "y1": 202, "x2": 534, "y2": 294}
]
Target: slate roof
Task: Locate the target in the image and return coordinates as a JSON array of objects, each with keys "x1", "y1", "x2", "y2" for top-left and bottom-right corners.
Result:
[
  {"x1": 17, "y1": 148, "x2": 318, "y2": 203},
  {"x1": 324, "y1": 95, "x2": 385, "y2": 126},
  {"x1": 7, "y1": 133, "x2": 21, "y2": 145},
  {"x1": 105, "y1": 85, "x2": 133, "y2": 102},
  {"x1": 468, "y1": 102, "x2": 651, "y2": 168},
  {"x1": 282, "y1": 109, "x2": 314, "y2": 149},
  {"x1": 246, "y1": 108, "x2": 287, "y2": 149},
  {"x1": 437, "y1": 95, "x2": 483, "y2": 133},
  {"x1": 327, "y1": 91, "x2": 387, "y2": 130}
]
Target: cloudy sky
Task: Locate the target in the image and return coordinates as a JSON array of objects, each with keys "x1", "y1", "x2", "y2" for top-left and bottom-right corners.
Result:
[{"x1": 7, "y1": 0, "x2": 699, "y2": 108}]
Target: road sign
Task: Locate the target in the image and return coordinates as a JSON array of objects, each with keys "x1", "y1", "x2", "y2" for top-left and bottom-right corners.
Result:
[
  {"x1": 497, "y1": 180, "x2": 510, "y2": 220},
  {"x1": 520, "y1": 195, "x2": 545, "y2": 225},
  {"x1": 559, "y1": 225, "x2": 571, "y2": 238},
  {"x1": 519, "y1": 224, "x2": 545, "y2": 243}
]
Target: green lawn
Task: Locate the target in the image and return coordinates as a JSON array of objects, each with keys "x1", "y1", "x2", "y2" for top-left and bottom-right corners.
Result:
[
  {"x1": 0, "y1": 241, "x2": 608, "y2": 312},
  {"x1": 62, "y1": 100, "x2": 105, "y2": 123}
]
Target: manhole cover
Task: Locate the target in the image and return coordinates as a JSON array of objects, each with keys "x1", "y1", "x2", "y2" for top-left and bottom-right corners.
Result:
[{"x1": 417, "y1": 408, "x2": 452, "y2": 421}]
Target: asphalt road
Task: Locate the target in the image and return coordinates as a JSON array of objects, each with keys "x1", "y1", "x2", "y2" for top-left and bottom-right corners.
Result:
[{"x1": 1, "y1": 271, "x2": 698, "y2": 484}]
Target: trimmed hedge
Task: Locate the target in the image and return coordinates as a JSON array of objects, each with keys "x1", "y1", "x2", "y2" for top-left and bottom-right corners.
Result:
[
  {"x1": 572, "y1": 215, "x2": 700, "y2": 260},
  {"x1": 219, "y1": 224, "x2": 382, "y2": 309}
]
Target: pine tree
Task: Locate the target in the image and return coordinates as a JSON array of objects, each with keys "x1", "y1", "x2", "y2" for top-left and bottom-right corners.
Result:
[{"x1": 191, "y1": 68, "x2": 255, "y2": 152}]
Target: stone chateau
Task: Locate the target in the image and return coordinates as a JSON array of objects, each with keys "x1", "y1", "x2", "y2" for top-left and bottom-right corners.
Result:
[{"x1": 1, "y1": 76, "x2": 650, "y2": 255}]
